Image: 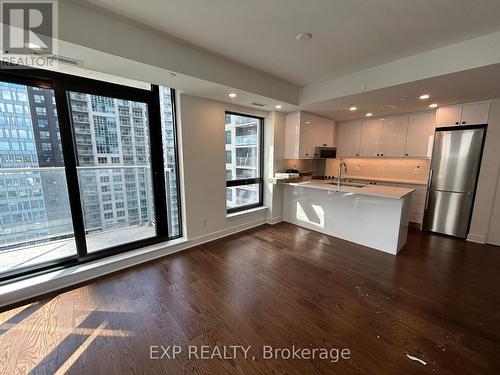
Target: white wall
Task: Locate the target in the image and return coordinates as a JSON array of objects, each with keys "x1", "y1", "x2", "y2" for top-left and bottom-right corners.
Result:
[
  {"x1": 468, "y1": 99, "x2": 500, "y2": 244},
  {"x1": 487, "y1": 172, "x2": 500, "y2": 246},
  {"x1": 264, "y1": 111, "x2": 286, "y2": 223},
  {"x1": 179, "y1": 94, "x2": 280, "y2": 240}
]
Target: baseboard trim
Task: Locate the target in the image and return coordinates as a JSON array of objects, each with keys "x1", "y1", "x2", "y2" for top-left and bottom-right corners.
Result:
[
  {"x1": 467, "y1": 233, "x2": 487, "y2": 244},
  {"x1": 0, "y1": 218, "x2": 267, "y2": 309},
  {"x1": 267, "y1": 216, "x2": 283, "y2": 225}
]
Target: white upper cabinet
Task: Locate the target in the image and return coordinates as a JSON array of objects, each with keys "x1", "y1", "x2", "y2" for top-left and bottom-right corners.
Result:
[
  {"x1": 381, "y1": 116, "x2": 408, "y2": 157},
  {"x1": 337, "y1": 111, "x2": 436, "y2": 159},
  {"x1": 405, "y1": 111, "x2": 436, "y2": 158},
  {"x1": 360, "y1": 118, "x2": 384, "y2": 157},
  {"x1": 436, "y1": 102, "x2": 490, "y2": 127},
  {"x1": 336, "y1": 120, "x2": 362, "y2": 157},
  {"x1": 461, "y1": 102, "x2": 490, "y2": 125},
  {"x1": 284, "y1": 112, "x2": 300, "y2": 159},
  {"x1": 435, "y1": 105, "x2": 462, "y2": 127},
  {"x1": 285, "y1": 111, "x2": 334, "y2": 159}
]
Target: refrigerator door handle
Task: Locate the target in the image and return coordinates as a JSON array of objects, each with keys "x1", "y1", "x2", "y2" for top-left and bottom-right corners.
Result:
[
  {"x1": 425, "y1": 191, "x2": 430, "y2": 210},
  {"x1": 428, "y1": 170, "x2": 433, "y2": 189}
]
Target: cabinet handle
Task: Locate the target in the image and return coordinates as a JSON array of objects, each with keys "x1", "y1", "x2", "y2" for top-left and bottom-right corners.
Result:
[
  {"x1": 405, "y1": 153, "x2": 409, "y2": 156},
  {"x1": 381, "y1": 153, "x2": 384, "y2": 156},
  {"x1": 305, "y1": 153, "x2": 309, "y2": 156},
  {"x1": 356, "y1": 153, "x2": 359, "y2": 156},
  {"x1": 462, "y1": 121, "x2": 466, "y2": 124},
  {"x1": 376, "y1": 153, "x2": 379, "y2": 156},
  {"x1": 455, "y1": 122, "x2": 459, "y2": 125}
]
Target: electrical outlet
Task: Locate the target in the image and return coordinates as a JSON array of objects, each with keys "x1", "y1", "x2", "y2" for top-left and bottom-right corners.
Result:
[{"x1": 201, "y1": 217, "x2": 207, "y2": 227}]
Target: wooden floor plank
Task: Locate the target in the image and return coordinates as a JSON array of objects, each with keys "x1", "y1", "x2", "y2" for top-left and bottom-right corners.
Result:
[{"x1": 1, "y1": 223, "x2": 499, "y2": 374}]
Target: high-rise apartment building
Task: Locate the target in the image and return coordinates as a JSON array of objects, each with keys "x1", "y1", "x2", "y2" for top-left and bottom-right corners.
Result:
[
  {"x1": 225, "y1": 114, "x2": 260, "y2": 208},
  {"x1": 1, "y1": 83, "x2": 179, "y2": 250},
  {"x1": 68, "y1": 91, "x2": 154, "y2": 234},
  {"x1": 159, "y1": 87, "x2": 180, "y2": 236},
  {"x1": 0, "y1": 82, "x2": 51, "y2": 247}
]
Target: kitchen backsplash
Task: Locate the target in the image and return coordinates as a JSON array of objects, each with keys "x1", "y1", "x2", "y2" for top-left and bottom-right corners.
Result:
[
  {"x1": 325, "y1": 158, "x2": 430, "y2": 182},
  {"x1": 284, "y1": 159, "x2": 325, "y2": 175}
]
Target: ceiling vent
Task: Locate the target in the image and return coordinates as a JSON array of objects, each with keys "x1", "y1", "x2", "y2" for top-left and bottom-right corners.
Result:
[
  {"x1": 250, "y1": 102, "x2": 266, "y2": 107},
  {"x1": 31, "y1": 50, "x2": 83, "y2": 66}
]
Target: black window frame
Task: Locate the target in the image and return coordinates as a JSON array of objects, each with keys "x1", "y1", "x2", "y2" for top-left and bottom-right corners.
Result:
[
  {"x1": 0, "y1": 66, "x2": 182, "y2": 283},
  {"x1": 225, "y1": 111, "x2": 264, "y2": 214}
]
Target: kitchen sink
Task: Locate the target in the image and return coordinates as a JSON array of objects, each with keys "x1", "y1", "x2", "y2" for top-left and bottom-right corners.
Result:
[{"x1": 328, "y1": 182, "x2": 367, "y2": 188}]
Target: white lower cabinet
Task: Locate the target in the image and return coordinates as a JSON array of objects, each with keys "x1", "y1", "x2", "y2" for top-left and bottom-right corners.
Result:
[
  {"x1": 345, "y1": 179, "x2": 428, "y2": 226},
  {"x1": 377, "y1": 183, "x2": 427, "y2": 226}
]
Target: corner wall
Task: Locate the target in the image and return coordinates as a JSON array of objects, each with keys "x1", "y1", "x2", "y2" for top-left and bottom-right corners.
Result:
[
  {"x1": 468, "y1": 99, "x2": 500, "y2": 244},
  {"x1": 179, "y1": 94, "x2": 281, "y2": 240}
]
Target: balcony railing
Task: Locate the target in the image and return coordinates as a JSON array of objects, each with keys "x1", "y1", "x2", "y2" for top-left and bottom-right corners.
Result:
[
  {"x1": 235, "y1": 157, "x2": 258, "y2": 167},
  {"x1": 70, "y1": 93, "x2": 87, "y2": 101},
  {"x1": 0, "y1": 166, "x2": 154, "y2": 253},
  {"x1": 71, "y1": 104, "x2": 88, "y2": 112},
  {"x1": 73, "y1": 116, "x2": 90, "y2": 123},
  {"x1": 235, "y1": 135, "x2": 257, "y2": 145}
]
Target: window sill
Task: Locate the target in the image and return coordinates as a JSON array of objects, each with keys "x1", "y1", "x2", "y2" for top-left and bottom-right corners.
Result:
[
  {"x1": 226, "y1": 206, "x2": 268, "y2": 219},
  {"x1": 0, "y1": 236, "x2": 188, "y2": 308}
]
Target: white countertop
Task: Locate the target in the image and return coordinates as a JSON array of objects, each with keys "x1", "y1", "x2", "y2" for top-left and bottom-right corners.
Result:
[
  {"x1": 332, "y1": 175, "x2": 428, "y2": 186},
  {"x1": 284, "y1": 180, "x2": 415, "y2": 199}
]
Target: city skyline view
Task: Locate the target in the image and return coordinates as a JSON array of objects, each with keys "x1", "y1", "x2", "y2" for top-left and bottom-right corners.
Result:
[{"x1": 0, "y1": 79, "x2": 180, "y2": 274}]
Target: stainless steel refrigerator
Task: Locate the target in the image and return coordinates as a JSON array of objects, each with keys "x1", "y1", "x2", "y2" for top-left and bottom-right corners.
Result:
[{"x1": 423, "y1": 126, "x2": 486, "y2": 238}]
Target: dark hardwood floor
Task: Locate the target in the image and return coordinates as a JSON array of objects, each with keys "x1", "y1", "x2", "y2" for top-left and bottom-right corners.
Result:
[{"x1": 1, "y1": 223, "x2": 500, "y2": 374}]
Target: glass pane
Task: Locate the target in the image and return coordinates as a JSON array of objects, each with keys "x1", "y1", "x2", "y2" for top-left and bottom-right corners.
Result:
[
  {"x1": 225, "y1": 113, "x2": 261, "y2": 182},
  {"x1": 159, "y1": 87, "x2": 181, "y2": 238},
  {"x1": 225, "y1": 113, "x2": 262, "y2": 211},
  {"x1": 226, "y1": 184, "x2": 260, "y2": 209},
  {"x1": 68, "y1": 92, "x2": 156, "y2": 253},
  {"x1": 0, "y1": 82, "x2": 76, "y2": 275}
]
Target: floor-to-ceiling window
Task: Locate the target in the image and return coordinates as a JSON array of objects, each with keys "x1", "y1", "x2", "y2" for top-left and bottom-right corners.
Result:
[
  {"x1": 0, "y1": 68, "x2": 181, "y2": 281},
  {"x1": 225, "y1": 112, "x2": 263, "y2": 213}
]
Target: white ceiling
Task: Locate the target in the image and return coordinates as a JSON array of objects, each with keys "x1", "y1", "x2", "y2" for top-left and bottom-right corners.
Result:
[
  {"x1": 301, "y1": 63, "x2": 500, "y2": 121},
  {"x1": 84, "y1": 0, "x2": 500, "y2": 86}
]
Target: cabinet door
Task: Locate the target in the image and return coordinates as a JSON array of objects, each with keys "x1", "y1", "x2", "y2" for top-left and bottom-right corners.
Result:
[
  {"x1": 360, "y1": 118, "x2": 384, "y2": 157},
  {"x1": 313, "y1": 118, "x2": 334, "y2": 148},
  {"x1": 381, "y1": 115, "x2": 408, "y2": 157},
  {"x1": 304, "y1": 113, "x2": 334, "y2": 158},
  {"x1": 436, "y1": 105, "x2": 462, "y2": 127},
  {"x1": 336, "y1": 121, "x2": 361, "y2": 157},
  {"x1": 461, "y1": 102, "x2": 490, "y2": 125},
  {"x1": 298, "y1": 119, "x2": 315, "y2": 158},
  {"x1": 405, "y1": 111, "x2": 436, "y2": 157},
  {"x1": 284, "y1": 112, "x2": 300, "y2": 159}
]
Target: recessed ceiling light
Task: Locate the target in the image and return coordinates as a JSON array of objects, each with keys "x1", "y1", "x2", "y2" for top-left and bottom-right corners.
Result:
[
  {"x1": 306, "y1": 121, "x2": 311, "y2": 124},
  {"x1": 296, "y1": 32, "x2": 312, "y2": 42},
  {"x1": 349, "y1": 106, "x2": 357, "y2": 111},
  {"x1": 419, "y1": 94, "x2": 430, "y2": 100},
  {"x1": 429, "y1": 103, "x2": 438, "y2": 108},
  {"x1": 365, "y1": 113, "x2": 373, "y2": 117},
  {"x1": 228, "y1": 93, "x2": 237, "y2": 98},
  {"x1": 275, "y1": 104, "x2": 282, "y2": 109},
  {"x1": 400, "y1": 97, "x2": 408, "y2": 101}
]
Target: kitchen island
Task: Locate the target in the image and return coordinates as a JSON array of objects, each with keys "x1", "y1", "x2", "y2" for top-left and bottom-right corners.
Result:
[{"x1": 282, "y1": 181, "x2": 415, "y2": 255}]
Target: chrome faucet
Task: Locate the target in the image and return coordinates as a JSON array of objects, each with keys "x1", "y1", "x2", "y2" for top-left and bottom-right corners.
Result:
[{"x1": 337, "y1": 162, "x2": 347, "y2": 190}]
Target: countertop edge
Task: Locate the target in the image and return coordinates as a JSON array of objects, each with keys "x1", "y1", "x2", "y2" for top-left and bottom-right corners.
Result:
[{"x1": 284, "y1": 182, "x2": 415, "y2": 200}]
